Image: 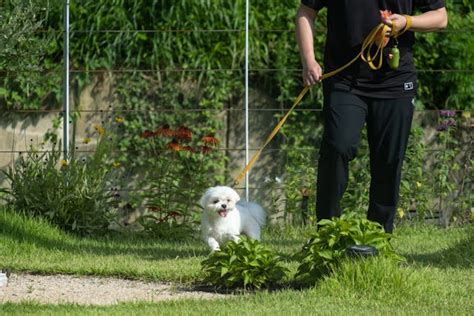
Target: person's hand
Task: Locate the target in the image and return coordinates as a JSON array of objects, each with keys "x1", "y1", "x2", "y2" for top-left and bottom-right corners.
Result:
[
  {"x1": 302, "y1": 60, "x2": 322, "y2": 86},
  {"x1": 381, "y1": 12, "x2": 408, "y2": 35}
]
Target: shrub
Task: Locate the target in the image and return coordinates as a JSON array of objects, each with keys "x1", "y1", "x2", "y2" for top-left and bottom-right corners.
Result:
[
  {"x1": 0, "y1": 136, "x2": 117, "y2": 235},
  {"x1": 0, "y1": 0, "x2": 62, "y2": 109},
  {"x1": 201, "y1": 236, "x2": 288, "y2": 289},
  {"x1": 294, "y1": 215, "x2": 404, "y2": 284}
]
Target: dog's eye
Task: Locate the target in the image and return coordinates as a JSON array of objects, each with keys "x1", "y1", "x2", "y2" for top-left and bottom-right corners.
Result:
[
  {"x1": 227, "y1": 199, "x2": 230, "y2": 202},
  {"x1": 213, "y1": 200, "x2": 219, "y2": 204}
]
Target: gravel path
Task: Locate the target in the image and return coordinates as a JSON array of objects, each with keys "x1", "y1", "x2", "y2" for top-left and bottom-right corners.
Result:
[{"x1": 0, "y1": 274, "x2": 227, "y2": 305}]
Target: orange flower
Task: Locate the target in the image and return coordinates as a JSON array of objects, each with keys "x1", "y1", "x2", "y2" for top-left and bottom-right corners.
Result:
[
  {"x1": 60, "y1": 159, "x2": 68, "y2": 167},
  {"x1": 112, "y1": 162, "x2": 121, "y2": 168},
  {"x1": 201, "y1": 134, "x2": 219, "y2": 146},
  {"x1": 174, "y1": 126, "x2": 192, "y2": 141},
  {"x1": 155, "y1": 124, "x2": 174, "y2": 137},
  {"x1": 168, "y1": 211, "x2": 181, "y2": 218},
  {"x1": 83, "y1": 137, "x2": 92, "y2": 144},
  {"x1": 147, "y1": 206, "x2": 162, "y2": 213},
  {"x1": 115, "y1": 116, "x2": 124, "y2": 123},
  {"x1": 140, "y1": 130, "x2": 155, "y2": 139},
  {"x1": 167, "y1": 140, "x2": 182, "y2": 152},
  {"x1": 201, "y1": 145, "x2": 213, "y2": 154}
]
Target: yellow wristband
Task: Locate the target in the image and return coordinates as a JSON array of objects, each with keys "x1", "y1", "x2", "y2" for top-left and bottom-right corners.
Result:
[{"x1": 396, "y1": 15, "x2": 412, "y2": 37}]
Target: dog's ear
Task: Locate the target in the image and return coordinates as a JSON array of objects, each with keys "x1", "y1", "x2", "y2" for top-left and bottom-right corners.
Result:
[
  {"x1": 230, "y1": 188, "x2": 241, "y2": 203},
  {"x1": 199, "y1": 187, "x2": 212, "y2": 208},
  {"x1": 199, "y1": 194, "x2": 207, "y2": 209}
]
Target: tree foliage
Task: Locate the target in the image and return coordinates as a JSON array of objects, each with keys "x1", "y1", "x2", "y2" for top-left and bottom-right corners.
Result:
[{"x1": 1, "y1": 0, "x2": 471, "y2": 110}]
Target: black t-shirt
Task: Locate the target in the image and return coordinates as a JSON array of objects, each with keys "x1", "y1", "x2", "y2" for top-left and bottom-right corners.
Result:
[{"x1": 301, "y1": 0, "x2": 445, "y2": 99}]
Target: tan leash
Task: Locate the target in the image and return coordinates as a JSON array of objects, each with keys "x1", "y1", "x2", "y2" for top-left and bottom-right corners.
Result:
[{"x1": 233, "y1": 16, "x2": 412, "y2": 186}]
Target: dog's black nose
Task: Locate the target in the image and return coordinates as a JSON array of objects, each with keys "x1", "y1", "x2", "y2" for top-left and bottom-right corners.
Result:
[{"x1": 221, "y1": 204, "x2": 227, "y2": 209}]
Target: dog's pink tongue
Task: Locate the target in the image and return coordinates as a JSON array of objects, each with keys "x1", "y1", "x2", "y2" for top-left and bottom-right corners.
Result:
[{"x1": 218, "y1": 210, "x2": 227, "y2": 217}]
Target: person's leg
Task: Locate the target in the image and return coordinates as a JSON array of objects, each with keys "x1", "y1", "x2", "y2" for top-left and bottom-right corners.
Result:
[
  {"x1": 366, "y1": 97, "x2": 414, "y2": 232},
  {"x1": 316, "y1": 90, "x2": 367, "y2": 221}
]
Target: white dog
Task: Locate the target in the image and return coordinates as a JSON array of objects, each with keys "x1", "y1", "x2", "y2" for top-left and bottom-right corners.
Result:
[{"x1": 200, "y1": 186, "x2": 266, "y2": 251}]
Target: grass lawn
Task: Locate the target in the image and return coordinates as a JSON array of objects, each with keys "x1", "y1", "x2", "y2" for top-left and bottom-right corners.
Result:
[{"x1": 0, "y1": 209, "x2": 473, "y2": 315}]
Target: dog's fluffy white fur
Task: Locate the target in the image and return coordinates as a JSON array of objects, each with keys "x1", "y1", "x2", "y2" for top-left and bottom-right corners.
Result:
[{"x1": 200, "y1": 186, "x2": 266, "y2": 251}]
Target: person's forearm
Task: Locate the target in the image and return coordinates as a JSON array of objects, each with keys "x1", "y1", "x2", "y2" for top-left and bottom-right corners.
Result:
[
  {"x1": 296, "y1": 5, "x2": 317, "y2": 66},
  {"x1": 409, "y1": 8, "x2": 448, "y2": 32}
]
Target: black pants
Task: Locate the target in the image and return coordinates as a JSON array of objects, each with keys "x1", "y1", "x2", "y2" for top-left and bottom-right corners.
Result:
[{"x1": 316, "y1": 90, "x2": 414, "y2": 233}]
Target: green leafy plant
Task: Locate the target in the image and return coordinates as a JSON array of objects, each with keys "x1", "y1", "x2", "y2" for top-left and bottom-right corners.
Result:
[
  {"x1": 201, "y1": 236, "x2": 288, "y2": 289},
  {"x1": 0, "y1": 134, "x2": 117, "y2": 235},
  {"x1": 294, "y1": 214, "x2": 404, "y2": 284},
  {"x1": 281, "y1": 148, "x2": 318, "y2": 225},
  {"x1": 277, "y1": 108, "x2": 323, "y2": 225},
  {"x1": 398, "y1": 124, "x2": 431, "y2": 221},
  {"x1": 343, "y1": 129, "x2": 371, "y2": 215},
  {"x1": 432, "y1": 110, "x2": 464, "y2": 227}
]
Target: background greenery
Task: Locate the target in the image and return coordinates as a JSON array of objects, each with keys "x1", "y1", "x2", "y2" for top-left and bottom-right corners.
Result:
[
  {"x1": 0, "y1": 0, "x2": 472, "y2": 232},
  {"x1": 1, "y1": 0, "x2": 472, "y2": 110}
]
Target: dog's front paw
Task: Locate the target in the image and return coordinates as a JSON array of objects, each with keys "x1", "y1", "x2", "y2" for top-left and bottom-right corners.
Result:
[
  {"x1": 206, "y1": 237, "x2": 221, "y2": 252},
  {"x1": 231, "y1": 235, "x2": 240, "y2": 243}
]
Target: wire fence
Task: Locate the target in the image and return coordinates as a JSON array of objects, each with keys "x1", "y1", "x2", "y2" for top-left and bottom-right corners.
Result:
[
  {"x1": 1, "y1": 30, "x2": 472, "y2": 149},
  {"x1": 27, "y1": 28, "x2": 474, "y2": 33},
  {"x1": 2, "y1": 68, "x2": 472, "y2": 75},
  {"x1": 0, "y1": 5, "x2": 472, "y2": 220}
]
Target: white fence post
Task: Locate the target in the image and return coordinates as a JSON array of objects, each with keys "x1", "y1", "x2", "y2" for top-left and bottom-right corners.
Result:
[
  {"x1": 63, "y1": 0, "x2": 70, "y2": 159},
  {"x1": 244, "y1": 0, "x2": 250, "y2": 201}
]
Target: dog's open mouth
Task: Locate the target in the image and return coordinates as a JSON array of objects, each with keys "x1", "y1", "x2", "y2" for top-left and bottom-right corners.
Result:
[{"x1": 218, "y1": 209, "x2": 228, "y2": 217}]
